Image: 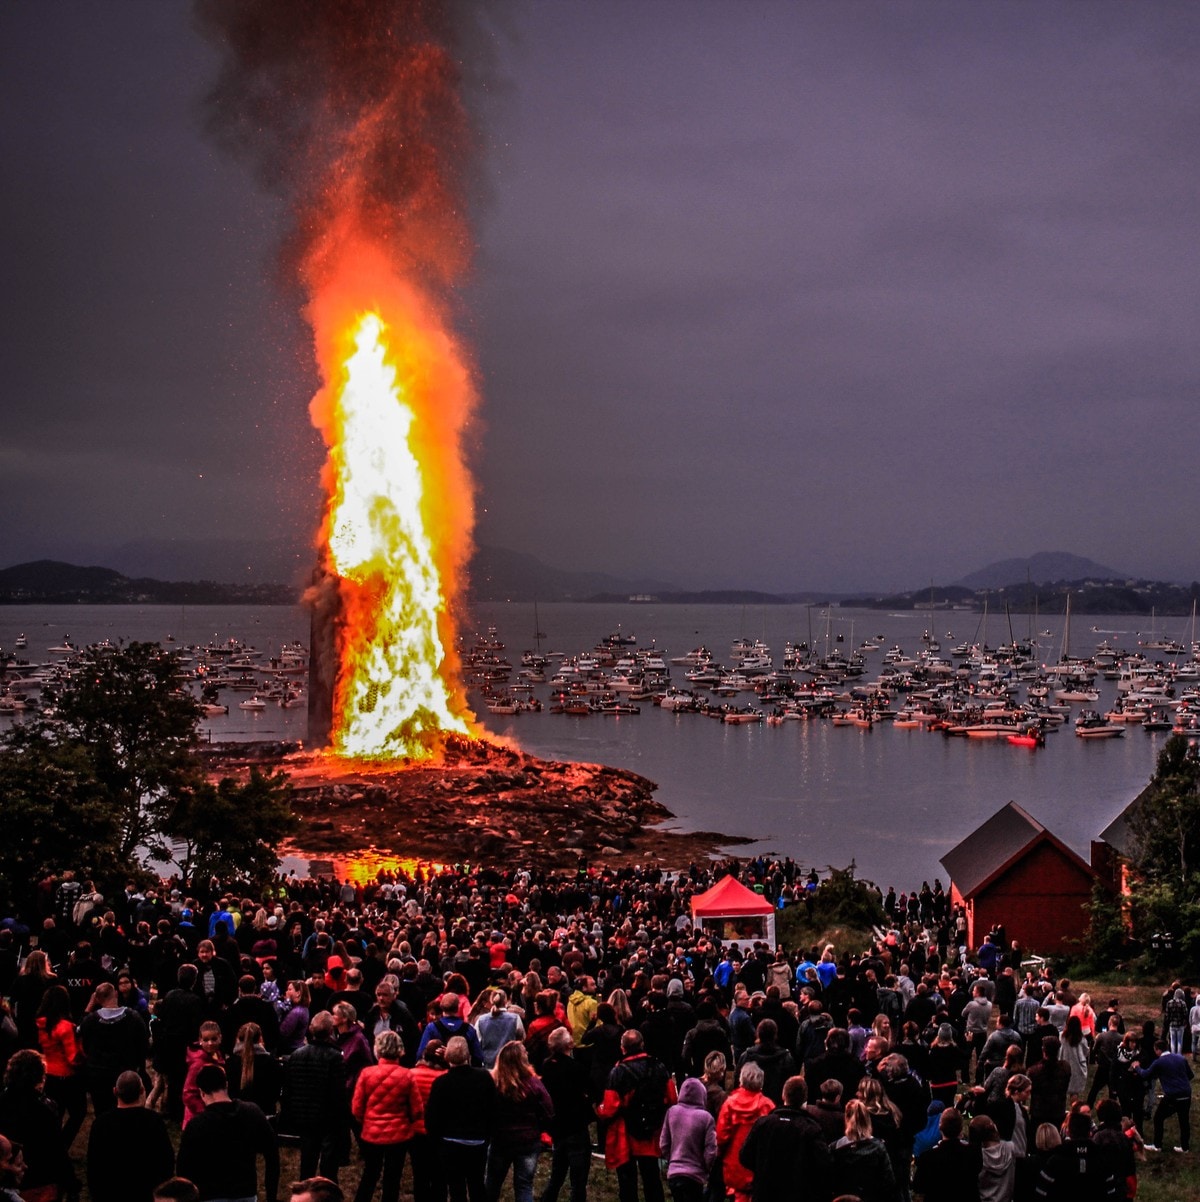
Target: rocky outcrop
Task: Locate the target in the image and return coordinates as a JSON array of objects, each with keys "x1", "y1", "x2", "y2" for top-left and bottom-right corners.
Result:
[{"x1": 203, "y1": 734, "x2": 746, "y2": 868}]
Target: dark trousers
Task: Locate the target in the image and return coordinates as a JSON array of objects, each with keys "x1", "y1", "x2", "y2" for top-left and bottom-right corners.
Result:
[
  {"x1": 1154, "y1": 1095, "x2": 1191, "y2": 1151},
  {"x1": 441, "y1": 1139, "x2": 487, "y2": 1202},
  {"x1": 86, "y1": 1069, "x2": 120, "y2": 1118},
  {"x1": 300, "y1": 1128, "x2": 344, "y2": 1181},
  {"x1": 45, "y1": 1073, "x2": 88, "y2": 1149},
  {"x1": 356, "y1": 1139, "x2": 409, "y2": 1202},
  {"x1": 1086, "y1": 1060, "x2": 1112, "y2": 1107},
  {"x1": 411, "y1": 1133, "x2": 444, "y2": 1202},
  {"x1": 616, "y1": 1155, "x2": 664, "y2": 1202},
  {"x1": 540, "y1": 1131, "x2": 591, "y2": 1202},
  {"x1": 667, "y1": 1177, "x2": 704, "y2": 1202}
]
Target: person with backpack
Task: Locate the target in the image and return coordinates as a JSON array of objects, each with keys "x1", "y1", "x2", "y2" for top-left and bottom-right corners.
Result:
[
  {"x1": 597, "y1": 1029, "x2": 678, "y2": 1202},
  {"x1": 416, "y1": 995, "x2": 485, "y2": 1067}
]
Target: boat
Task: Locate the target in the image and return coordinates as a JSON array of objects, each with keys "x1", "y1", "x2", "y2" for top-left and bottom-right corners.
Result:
[
  {"x1": 14, "y1": 634, "x2": 26, "y2": 649},
  {"x1": 722, "y1": 706, "x2": 762, "y2": 724},
  {"x1": 1074, "y1": 710, "x2": 1124, "y2": 739},
  {"x1": 238, "y1": 696, "x2": 267, "y2": 711},
  {"x1": 1007, "y1": 727, "x2": 1045, "y2": 748}
]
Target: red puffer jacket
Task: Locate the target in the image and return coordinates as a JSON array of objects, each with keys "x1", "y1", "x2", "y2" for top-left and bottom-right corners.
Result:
[{"x1": 352, "y1": 1061, "x2": 424, "y2": 1146}]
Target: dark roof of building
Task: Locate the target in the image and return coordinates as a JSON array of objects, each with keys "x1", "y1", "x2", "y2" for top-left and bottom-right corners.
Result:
[
  {"x1": 1097, "y1": 783, "x2": 1153, "y2": 859},
  {"x1": 940, "y1": 801, "x2": 1097, "y2": 898}
]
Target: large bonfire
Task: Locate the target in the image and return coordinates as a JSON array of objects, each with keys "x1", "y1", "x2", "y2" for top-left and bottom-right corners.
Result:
[{"x1": 200, "y1": 1, "x2": 480, "y2": 757}]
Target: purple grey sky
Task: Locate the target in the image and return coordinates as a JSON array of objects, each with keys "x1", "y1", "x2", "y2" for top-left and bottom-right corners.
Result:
[{"x1": 2, "y1": 2, "x2": 1198, "y2": 592}]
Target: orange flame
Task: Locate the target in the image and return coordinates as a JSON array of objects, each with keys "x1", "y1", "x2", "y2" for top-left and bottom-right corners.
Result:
[{"x1": 308, "y1": 243, "x2": 475, "y2": 757}]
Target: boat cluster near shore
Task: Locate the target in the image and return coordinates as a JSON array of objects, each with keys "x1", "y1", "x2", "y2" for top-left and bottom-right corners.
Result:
[
  {"x1": 0, "y1": 635, "x2": 309, "y2": 720},
  {"x1": 465, "y1": 616, "x2": 1200, "y2": 746}
]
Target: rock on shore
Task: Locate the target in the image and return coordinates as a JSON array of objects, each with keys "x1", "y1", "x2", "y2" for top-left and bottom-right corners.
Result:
[{"x1": 200, "y1": 734, "x2": 745, "y2": 868}]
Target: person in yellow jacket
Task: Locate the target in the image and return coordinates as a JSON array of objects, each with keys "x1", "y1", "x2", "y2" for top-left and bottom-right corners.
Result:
[{"x1": 566, "y1": 977, "x2": 599, "y2": 1046}]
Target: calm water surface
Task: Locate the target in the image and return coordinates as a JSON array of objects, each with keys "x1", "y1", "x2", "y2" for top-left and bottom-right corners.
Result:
[{"x1": 0, "y1": 601, "x2": 1178, "y2": 885}]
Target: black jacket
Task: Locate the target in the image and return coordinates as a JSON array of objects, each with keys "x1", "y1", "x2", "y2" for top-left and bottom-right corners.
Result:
[
  {"x1": 177, "y1": 1099, "x2": 279, "y2": 1202},
  {"x1": 540, "y1": 1051, "x2": 593, "y2": 1139},
  {"x1": 425, "y1": 1065, "x2": 498, "y2": 1142},
  {"x1": 281, "y1": 1039, "x2": 349, "y2": 1132},
  {"x1": 87, "y1": 1105, "x2": 175, "y2": 1202},
  {"x1": 739, "y1": 1105, "x2": 832, "y2": 1202}
]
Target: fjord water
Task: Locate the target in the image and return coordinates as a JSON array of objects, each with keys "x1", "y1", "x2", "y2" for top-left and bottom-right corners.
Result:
[{"x1": 0, "y1": 602, "x2": 1173, "y2": 886}]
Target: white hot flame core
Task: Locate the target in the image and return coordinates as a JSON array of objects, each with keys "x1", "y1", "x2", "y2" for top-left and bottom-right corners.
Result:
[{"x1": 327, "y1": 312, "x2": 467, "y2": 756}]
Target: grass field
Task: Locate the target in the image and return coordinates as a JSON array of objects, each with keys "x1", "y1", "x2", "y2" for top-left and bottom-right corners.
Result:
[{"x1": 60, "y1": 979, "x2": 1200, "y2": 1202}]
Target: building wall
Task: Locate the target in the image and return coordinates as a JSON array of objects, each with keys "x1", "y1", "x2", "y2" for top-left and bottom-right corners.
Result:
[{"x1": 966, "y1": 841, "x2": 1096, "y2": 955}]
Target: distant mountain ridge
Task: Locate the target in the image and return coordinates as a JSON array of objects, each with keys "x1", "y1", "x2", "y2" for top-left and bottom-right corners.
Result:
[
  {"x1": 1, "y1": 548, "x2": 1187, "y2": 611},
  {"x1": 0, "y1": 560, "x2": 295, "y2": 605},
  {"x1": 954, "y1": 552, "x2": 1127, "y2": 590}
]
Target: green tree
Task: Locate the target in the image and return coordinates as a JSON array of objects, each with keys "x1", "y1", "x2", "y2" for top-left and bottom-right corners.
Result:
[
  {"x1": 158, "y1": 767, "x2": 298, "y2": 890},
  {"x1": 1128, "y1": 735, "x2": 1200, "y2": 888},
  {"x1": 1109, "y1": 735, "x2": 1200, "y2": 963},
  {"x1": 47, "y1": 641, "x2": 202, "y2": 861},
  {"x1": 0, "y1": 725, "x2": 124, "y2": 913}
]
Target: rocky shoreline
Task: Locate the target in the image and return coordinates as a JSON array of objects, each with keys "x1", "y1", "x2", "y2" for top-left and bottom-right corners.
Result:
[{"x1": 200, "y1": 735, "x2": 748, "y2": 869}]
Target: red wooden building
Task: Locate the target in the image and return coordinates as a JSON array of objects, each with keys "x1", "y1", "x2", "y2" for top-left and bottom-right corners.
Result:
[{"x1": 940, "y1": 801, "x2": 1102, "y2": 956}]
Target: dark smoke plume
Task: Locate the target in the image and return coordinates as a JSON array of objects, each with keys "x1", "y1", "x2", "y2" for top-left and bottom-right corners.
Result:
[{"x1": 194, "y1": 0, "x2": 483, "y2": 294}]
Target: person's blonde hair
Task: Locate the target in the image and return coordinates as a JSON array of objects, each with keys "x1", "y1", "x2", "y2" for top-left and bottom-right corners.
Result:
[
  {"x1": 606, "y1": 989, "x2": 633, "y2": 1026},
  {"x1": 842, "y1": 1098, "x2": 874, "y2": 1142},
  {"x1": 857, "y1": 1075, "x2": 901, "y2": 1124},
  {"x1": 237, "y1": 1022, "x2": 262, "y2": 1088},
  {"x1": 374, "y1": 1030, "x2": 403, "y2": 1061},
  {"x1": 1035, "y1": 1122, "x2": 1062, "y2": 1152}
]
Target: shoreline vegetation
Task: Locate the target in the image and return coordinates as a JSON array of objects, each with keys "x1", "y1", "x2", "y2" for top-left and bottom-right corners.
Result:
[{"x1": 3, "y1": 558, "x2": 1200, "y2": 613}]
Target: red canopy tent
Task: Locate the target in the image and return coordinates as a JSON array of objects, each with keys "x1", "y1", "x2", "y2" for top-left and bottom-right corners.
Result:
[{"x1": 691, "y1": 875, "x2": 776, "y2": 948}]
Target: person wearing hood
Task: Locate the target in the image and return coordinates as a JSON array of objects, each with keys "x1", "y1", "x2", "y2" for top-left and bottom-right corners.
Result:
[
  {"x1": 738, "y1": 1076, "x2": 831, "y2": 1202},
  {"x1": 566, "y1": 977, "x2": 599, "y2": 1047},
  {"x1": 660, "y1": 1077, "x2": 717, "y2": 1202},
  {"x1": 737, "y1": 1020, "x2": 795, "y2": 1106},
  {"x1": 968, "y1": 1114, "x2": 1016, "y2": 1202},
  {"x1": 78, "y1": 981, "x2": 148, "y2": 1117},
  {"x1": 715, "y1": 1062, "x2": 774, "y2": 1202}
]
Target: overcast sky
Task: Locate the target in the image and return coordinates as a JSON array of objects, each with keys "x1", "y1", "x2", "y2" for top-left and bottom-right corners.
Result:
[{"x1": 2, "y1": 2, "x2": 1198, "y2": 592}]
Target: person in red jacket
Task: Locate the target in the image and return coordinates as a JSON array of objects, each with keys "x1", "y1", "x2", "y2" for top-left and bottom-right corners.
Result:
[
  {"x1": 351, "y1": 1029, "x2": 423, "y2": 1202},
  {"x1": 181, "y1": 1021, "x2": 225, "y2": 1127},
  {"x1": 715, "y1": 1062, "x2": 774, "y2": 1202},
  {"x1": 35, "y1": 985, "x2": 86, "y2": 1147},
  {"x1": 596, "y1": 1029, "x2": 678, "y2": 1202}
]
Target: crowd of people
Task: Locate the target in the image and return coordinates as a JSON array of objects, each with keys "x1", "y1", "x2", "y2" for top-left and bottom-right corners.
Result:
[{"x1": 0, "y1": 856, "x2": 1194, "y2": 1202}]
